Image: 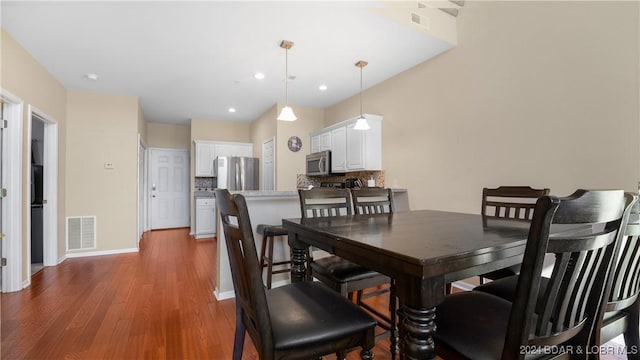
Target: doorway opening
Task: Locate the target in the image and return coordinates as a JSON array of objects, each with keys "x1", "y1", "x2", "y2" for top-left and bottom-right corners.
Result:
[
  {"x1": 27, "y1": 106, "x2": 58, "y2": 282},
  {"x1": 30, "y1": 115, "x2": 45, "y2": 275}
]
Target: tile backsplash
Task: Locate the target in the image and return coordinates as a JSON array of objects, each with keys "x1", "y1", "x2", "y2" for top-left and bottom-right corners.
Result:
[
  {"x1": 297, "y1": 171, "x2": 385, "y2": 189},
  {"x1": 195, "y1": 177, "x2": 216, "y2": 190}
]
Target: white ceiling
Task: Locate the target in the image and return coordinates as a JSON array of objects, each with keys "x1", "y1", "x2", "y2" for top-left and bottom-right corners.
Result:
[{"x1": 2, "y1": 1, "x2": 454, "y2": 124}]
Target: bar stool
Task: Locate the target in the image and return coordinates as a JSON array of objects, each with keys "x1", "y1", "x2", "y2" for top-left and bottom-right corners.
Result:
[{"x1": 256, "y1": 224, "x2": 290, "y2": 289}]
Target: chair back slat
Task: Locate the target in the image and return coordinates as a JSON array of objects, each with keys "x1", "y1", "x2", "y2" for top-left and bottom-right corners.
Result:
[
  {"x1": 215, "y1": 189, "x2": 273, "y2": 357},
  {"x1": 502, "y1": 190, "x2": 635, "y2": 359},
  {"x1": 606, "y1": 202, "x2": 640, "y2": 311},
  {"x1": 482, "y1": 186, "x2": 550, "y2": 221},
  {"x1": 299, "y1": 188, "x2": 352, "y2": 219},
  {"x1": 351, "y1": 188, "x2": 395, "y2": 215}
]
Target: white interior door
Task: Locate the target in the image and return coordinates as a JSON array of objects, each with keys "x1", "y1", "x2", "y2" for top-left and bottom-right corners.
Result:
[
  {"x1": 262, "y1": 137, "x2": 275, "y2": 191},
  {"x1": 150, "y1": 148, "x2": 189, "y2": 230}
]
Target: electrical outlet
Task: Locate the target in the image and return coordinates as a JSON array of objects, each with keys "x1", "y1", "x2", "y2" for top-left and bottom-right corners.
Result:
[{"x1": 104, "y1": 163, "x2": 115, "y2": 169}]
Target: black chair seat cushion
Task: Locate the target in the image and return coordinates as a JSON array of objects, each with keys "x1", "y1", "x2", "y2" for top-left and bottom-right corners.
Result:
[
  {"x1": 257, "y1": 224, "x2": 289, "y2": 237},
  {"x1": 435, "y1": 291, "x2": 513, "y2": 360},
  {"x1": 310, "y1": 255, "x2": 381, "y2": 283},
  {"x1": 435, "y1": 291, "x2": 547, "y2": 360},
  {"x1": 267, "y1": 281, "x2": 377, "y2": 351},
  {"x1": 481, "y1": 264, "x2": 521, "y2": 281},
  {"x1": 474, "y1": 275, "x2": 550, "y2": 315}
]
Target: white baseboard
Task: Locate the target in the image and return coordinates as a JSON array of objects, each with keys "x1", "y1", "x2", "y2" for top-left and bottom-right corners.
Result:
[
  {"x1": 66, "y1": 248, "x2": 138, "y2": 258},
  {"x1": 214, "y1": 288, "x2": 235, "y2": 301},
  {"x1": 57, "y1": 256, "x2": 66, "y2": 264},
  {"x1": 22, "y1": 278, "x2": 30, "y2": 289}
]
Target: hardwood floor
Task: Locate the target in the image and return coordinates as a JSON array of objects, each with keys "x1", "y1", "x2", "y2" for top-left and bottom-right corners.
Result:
[
  {"x1": 2, "y1": 229, "x2": 627, "y2": 360},
  {"x1": 0, "y1": 229, "x2": 393, "y2": 359}
]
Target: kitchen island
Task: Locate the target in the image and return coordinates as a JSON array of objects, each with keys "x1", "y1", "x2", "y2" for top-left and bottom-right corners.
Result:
[{"x1": 214, "y1": 189, "x2": 408, "y2": 300}]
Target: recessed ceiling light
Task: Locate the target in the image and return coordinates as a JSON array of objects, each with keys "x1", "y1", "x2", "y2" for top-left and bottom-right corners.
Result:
[
  {"x1": 84, "y1": 73, "x2": 99, "y2": 81},
  {"x1": 228, "y1": 108, "x2": 236, "y2": 113},
  {"x1": 318, "y1": 84, "x2": 328, "y2": 91},
  {"x1": 254, "y1": 72, "x2": 265, "y2": 80}
]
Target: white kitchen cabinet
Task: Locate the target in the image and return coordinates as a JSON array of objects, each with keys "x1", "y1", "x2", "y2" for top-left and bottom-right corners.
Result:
[
  {"x1": 311, "y1": 135, "x2": 320, "y2": 153},
  {"x1": 310, "y1": 132, "x2": 330, "y2": 154},
  {"x1": 195, "y1": 141, "x2": 216, "y2": 176},
  {"x1": 346, "y1": 116, "x2": 382, "y2": 171},
  {"x1": 309, "y1": 114, "x2": 382, "y2": 173},
  {"x1": 195, "y1": 197, "x2": 216, "y2": 238},
  {"x1": 319, "y1": 132, "x2": 331, "y2": 151},
  {"x1": 215, "y1": 142, "x2": 253, "y2": 157},
  {"x1": 331, "y1": 127, "x2": 347, "y2": 172},
  {"x1": 194, "y1": 140, "x2": 254, "y2": 177}
]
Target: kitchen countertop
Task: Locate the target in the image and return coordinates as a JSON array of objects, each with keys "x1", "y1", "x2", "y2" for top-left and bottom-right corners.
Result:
[{"x1": 195, "y1": 188, "x2": 407, "y2": 199}]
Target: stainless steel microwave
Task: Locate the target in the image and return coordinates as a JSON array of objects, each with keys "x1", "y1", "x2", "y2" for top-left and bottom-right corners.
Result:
[{"x1": 306, "y1": 150, "x2": 331, "y2": 176}]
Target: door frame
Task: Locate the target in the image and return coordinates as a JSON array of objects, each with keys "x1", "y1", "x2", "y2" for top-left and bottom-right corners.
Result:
[
  {"x1": 262, "y1": 136, "x2": 276, "y2": 191},
  {"x1": 26, "y1": 106, "x2": 59, "y2": 280},
  {"x1": 1, "y1": 89, "x2": 23, "y2": 293},
  {"x1": 137, "y1": 135, "x2": 148, "y2": 244}
]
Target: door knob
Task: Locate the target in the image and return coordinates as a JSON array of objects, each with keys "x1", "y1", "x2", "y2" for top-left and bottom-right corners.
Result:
[{"x1": 152, "y1": 195, "x2": 156, "y2": 198}]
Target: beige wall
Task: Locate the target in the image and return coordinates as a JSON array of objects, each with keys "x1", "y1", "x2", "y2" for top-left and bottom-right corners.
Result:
[
  {"x1": 147, "y1": 122, "x2": 190, "y2": 149},
  {"x1": 251, "y1": 105, "x2": 278, "y2": 189},
  {"x1": 1, "y1": 29, "x2": 68, "y2": 283},
  {"x1": 275, "y1": 104, "x2": 325, "y2": 191},
  {"x1": 326, "y1": 1, "x2": 640, "y2": 213},
  {"x1": 66, "y1": 90, "x2": 139, "y2": 252},
  {"x1": 191, "y1": 118, "x2": 251, "y2": 143}
]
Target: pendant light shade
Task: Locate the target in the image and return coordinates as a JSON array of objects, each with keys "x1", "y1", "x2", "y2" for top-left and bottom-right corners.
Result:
[
  {"x1": 278, "y1": 106, "x2": 297, "y2": 121},
  {"x1": 354, "y1": 60, "x2": 370, "y2": 130},
  {"x1": 277, "y1": 40, "x2": 297, "y2": 121},
  {"x1": 353, "y1": 116, "x2": 371, "y2": 130}
]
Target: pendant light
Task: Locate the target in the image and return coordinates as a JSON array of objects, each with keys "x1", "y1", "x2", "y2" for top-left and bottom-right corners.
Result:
[
  {"x1": 277, "y1": 40, "x2": 297, "y2": 121},
  {"x1": 354, "y1": 60, "x2": 370, "y2": 130}
]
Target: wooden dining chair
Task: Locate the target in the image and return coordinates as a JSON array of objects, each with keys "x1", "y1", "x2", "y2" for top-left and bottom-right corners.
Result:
[
  {"x1": 298, "y1": 187, "x2": 398, "y2": 359},
  {"x1": 594, "y1": 195, "x2": 640, "y2": 358},
  {"x1": 479, "y1": 186, "x2": 550, "y2": 284},
  {"x1": 351, "y1": 188, "x2": 398, "y2": 357},
  {"x1": 434, "y1": 189, "x2": 630, "y2": 359},
  {"x1": 215, "y1": 189, "x2": 376, "y2": 360},
  {"x1": 474, "y1": 192, "x2": 640, "y2": 359},
  {"x1": 352, "y1": 187, "x2": 395, "y2": 215}
]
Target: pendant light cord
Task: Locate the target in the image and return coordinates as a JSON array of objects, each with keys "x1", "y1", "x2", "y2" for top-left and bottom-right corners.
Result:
[
  {"x1": 285, "y1": 48, "x2": 289, "y2": 106},
  {"x1": 359, "y1": 65, "x2": 363, "y2": 117}
]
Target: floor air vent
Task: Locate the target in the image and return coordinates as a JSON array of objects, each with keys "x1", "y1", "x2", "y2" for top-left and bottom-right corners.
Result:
[{"x1": 67, "y1": 216, "x2": 97, "y2": 250}]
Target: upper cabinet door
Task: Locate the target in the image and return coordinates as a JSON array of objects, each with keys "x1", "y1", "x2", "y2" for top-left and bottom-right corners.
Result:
[
  {"x1": 331, "y1": 127, "x2": 347, "y2": 173},
  {"x1": 311, "y1": 135, "x2": 320, "y2": 153},
  {"x1": 319, "y1": 132, "x2": 332, "y2": 151},
  {"x1": 195, "y1": 141, "x2": 216, "y2": 176},
  {"x1": 346, "y1": 123, "x2": 365, "y2": 170}
]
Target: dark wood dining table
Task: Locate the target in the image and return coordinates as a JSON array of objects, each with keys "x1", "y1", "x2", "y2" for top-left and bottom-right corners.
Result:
[{"x1": 283, "y1": 209, "x2": 539, "y2": 360}]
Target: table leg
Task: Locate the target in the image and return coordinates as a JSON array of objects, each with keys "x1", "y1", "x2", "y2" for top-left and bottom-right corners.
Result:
[
  {"x1": 289, "y1": 239, "x2": 307, "y2": 283},
  {"x1": 401, "y1": 305, "x2": 437, "y2": 360}
]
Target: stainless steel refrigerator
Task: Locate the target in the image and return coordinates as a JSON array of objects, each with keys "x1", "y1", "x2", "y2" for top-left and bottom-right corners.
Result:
[{"x1": 213, "y1": 156, "x2": 259, "y2": 190}]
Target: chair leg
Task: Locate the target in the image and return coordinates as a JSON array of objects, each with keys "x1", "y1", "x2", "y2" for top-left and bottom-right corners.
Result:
[
  {"x1": 445, "y1": 283, "x2": 452, "y2": 295},
  {"x1": 336, "y1": 351, "x2": 346, "y2": 359},
  {"x1": 233, "y1": 304, "x2": 246, "y2": 360},
  {"x1": 479, "y1": 276, "x2": 485, "y2": 285},
  {"x1": 624, "y1": 309, "x2": 640, "y2": 360},
  {"x1": 259, "y1": 234, "x2": 268, "y2": 275},
  {"x1": 389, "y1": 281, "x2": 398, "y2": 360},
  {"x1": 360, "y1": 349, "x2": 374, "y2": 360},
  {"x1": 267, "y1": 235, "x2": 275, "y2": 289}
]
